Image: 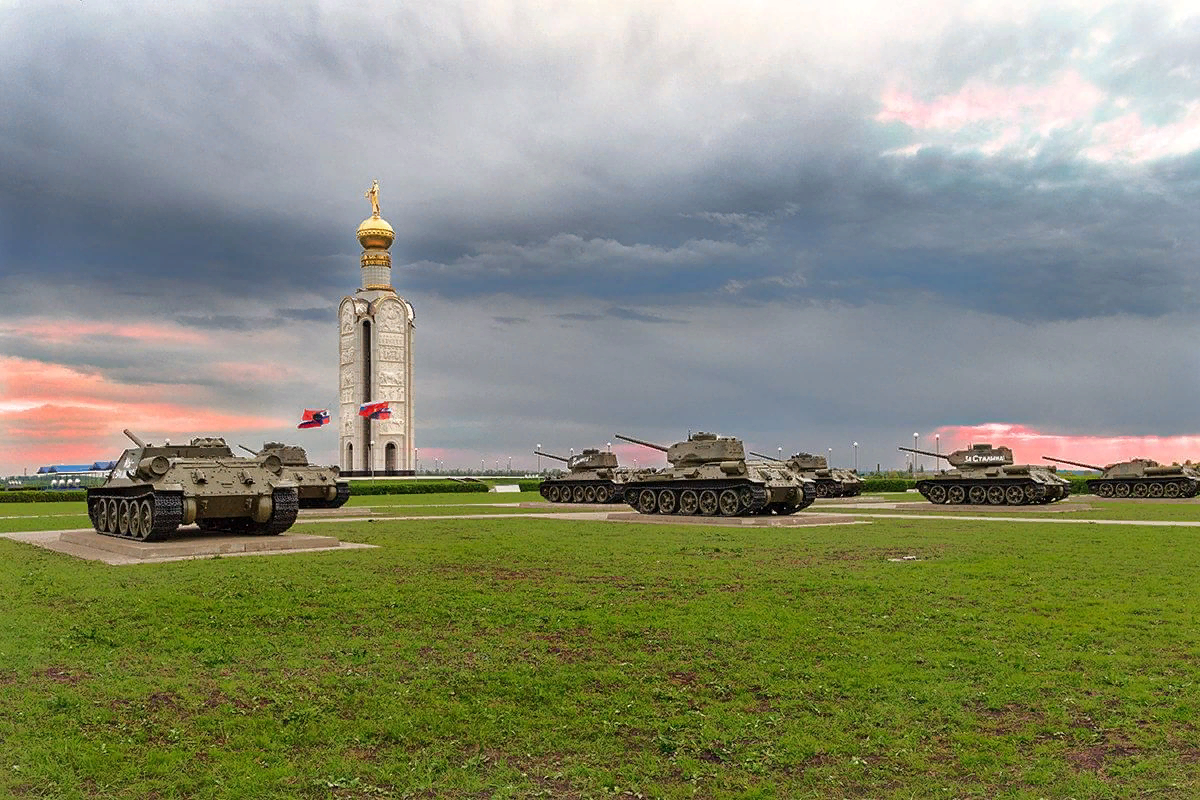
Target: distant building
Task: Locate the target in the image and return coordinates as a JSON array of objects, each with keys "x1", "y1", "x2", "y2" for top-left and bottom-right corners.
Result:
[{"x1": 337, "y1": 181, "x2": 416, "y2": 474}]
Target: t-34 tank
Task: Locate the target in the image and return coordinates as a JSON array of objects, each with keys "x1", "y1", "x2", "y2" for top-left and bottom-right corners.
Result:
[
  {"x1": 86, "y1": 429, "x2": 300, "y2": 541},
  {"x1": 1043, "y1": 455, "x2": 1200, "y2": 498},
  {"x1": 897, "y1": 443, "x2": 1070, "y2": 505},
  {"x1": 749, "y1": 450, "x2": 864, "y2": 497},
  {"x1": 240, "y1": 443, "x2": 350, "y2": 508},
  {"x1": 534, "y1": 448, "x2": 637, "y2": 503},
  {"x1": 615, "y1": 432, "x2": 816, "y2": 516}
]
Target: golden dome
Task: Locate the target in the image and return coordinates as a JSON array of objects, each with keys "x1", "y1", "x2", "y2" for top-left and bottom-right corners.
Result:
[{"x1": 357, "y1": 215, "x2": 395, "y2": 250}]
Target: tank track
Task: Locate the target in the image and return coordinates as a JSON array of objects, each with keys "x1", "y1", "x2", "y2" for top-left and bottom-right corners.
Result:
[
  {"x1": 620, "y1": 480, "x2": 805, "y2": 517},
  {"x1": 1088, "y1": 478, "x2": 1200, "y2": 499},
  {"x1": 299, "y1": 482, "x2": 351, "y2": 509},
  {"x1": 195, "y1": 487, "x2": 300, "y2": 536},
  {"x1": 539, "y1": 480, "x2": 623, "y2": 504},
  {"x1": 915, "y1": 479, "x2": 1070, "y2": 506},
  {"x1": 86, "y1": 489, "x2": 184, "y2": 542}
]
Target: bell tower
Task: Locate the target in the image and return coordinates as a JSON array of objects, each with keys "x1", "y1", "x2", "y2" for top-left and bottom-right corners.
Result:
[{"x1": 337, "y1": 180, "x2": 415, "y2": 474}]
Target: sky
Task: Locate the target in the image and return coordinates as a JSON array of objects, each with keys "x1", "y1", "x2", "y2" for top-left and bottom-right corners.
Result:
[{"x1": 4, "y1": 0, "x2": 1200, "y2": 475}]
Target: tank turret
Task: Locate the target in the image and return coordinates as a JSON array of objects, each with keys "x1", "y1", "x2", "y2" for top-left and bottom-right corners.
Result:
[
  {"x1": 894, "y1": 442, "x2": 1069, "y2": 506},
  {"x1": 1043, "y1": 455, "x2": 1200, "y2": 498},
  {"x1": 86, "y1": 430, "x2": 301, "y2": 541},
  {"x1": 615, "y1": 431, "x2": 815, "y2": 516}
]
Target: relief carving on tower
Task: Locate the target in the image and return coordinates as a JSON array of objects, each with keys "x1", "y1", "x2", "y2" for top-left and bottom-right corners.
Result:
[
  {"x1": 353, "y1": 299, "x2": 370, "y2": 318},
  {"x1": 379, "y1": 301, "x2": 403, "y2": 330},
  {"x1": 340, "y1": 336, "x2": 355, "y2": 364},
  {"x1": 379, "y1": 346, "x2": 404, "y2": 362},
  {"x1": 377, "y1": 368, "x2": 403, "y2": 386},
  {"x1": 340, "y1": 413, "x2": 353, "y2": 434},
  {"x1": 376, "y1": 332, "x2": 406, "y2": 347},
  {"x1": 340, "y1": 369, "x2": 354, "y2": 389},
  {"x1": 340, "y1": 387, "x2": 354, "y2": 404},
  {"x1": 340, "y1": 304, "x2": 355, "y2": 334}
]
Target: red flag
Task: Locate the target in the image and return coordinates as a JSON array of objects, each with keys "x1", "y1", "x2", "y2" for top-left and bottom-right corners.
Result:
[
  {"x1": 358, "y1": 402, "x2": 391, "y2": 420},
  {"x1": 298, "y1": 409, "x2": 331, "y2": 429}
]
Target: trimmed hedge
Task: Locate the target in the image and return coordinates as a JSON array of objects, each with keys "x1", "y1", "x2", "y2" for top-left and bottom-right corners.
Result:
[
  {"x1": 1, "y1": 490, "x2": 87, "y2": 503},
  {"x1": 861, "y1": 477, "x2": 917, "y2": 493},
  {"x1": 348, "y1": 479, "x2": 490, "y2": 495}
]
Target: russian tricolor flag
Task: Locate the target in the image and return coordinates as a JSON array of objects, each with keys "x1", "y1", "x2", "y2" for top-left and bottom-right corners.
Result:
[
  {"x1": 358, "y1": 401, "x2": 392, "y2": 420},
  {"x1": 297, "y1": 408, "x2": 331, "y2": 429}
]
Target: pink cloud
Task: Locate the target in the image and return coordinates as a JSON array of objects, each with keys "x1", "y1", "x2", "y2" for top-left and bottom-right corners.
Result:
[
  {"x1": 0, "y1": 356, "x2": 290, "y2": 472},
  {"x1": 929, "y1": 422, "x2": 1200, "y2": 469},
  {"x1": 1084, "y1": 101, "x2": 1200, "y2": 163},
  {"x1": 877, "y1": 70, "x2": 1105, "y2": 133},
  {"x1": 0, "y1": 320, "x2": 209, "y2": 347}
]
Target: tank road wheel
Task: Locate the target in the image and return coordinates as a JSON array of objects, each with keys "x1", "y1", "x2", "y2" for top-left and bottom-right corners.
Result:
[
  {"x1": 1115, "y1": 482, "x2": 1132, "y2": 498},
  {"x1": 926, "y1": 485, "x2": 948, "y2": 504},
  {"x1": 679, "y1": 490, "x2": 699, "y2": 515},
  {"x1": 572, "y1": 486, "x2": 585, "y2": 503},
  {"x1": 698, "y1": 490, "x2": 719, "y2": 516},
  {"x1": 137, "y1": 499, "x2": 153, "y2": 539},
  {"x1": 584, "y1": 486, "x2": 597, "y2": 503},
  {"x1": 1096, "y1": 482, "x2": 1115, "y2": 497},
  {"x1": 1132, "y1": 483, "x2": 1149, "y2": 498},
  {"x1": 117, "y1": 499, "x2": 132, "y2": 535},
  {"x1": 594, "y1": 486, "x2": 609, "y2": 503},
  {"x1": 986, "y1": 486, "x2": 1005, "y2": 505},
  {"x1": 1005, "y1": 485, "x2": 1026, "y2": 505},
  {"x1": 1024, "y1": 484, "x2": 1043, "y2": 504},
  {"x1": 105, "y1": 499, "x2": 118, "y2": 533},
  {"x1": 815, "y1": 483, "x2": 830, "y2": 498},
  {"x1": 94, "y1": 500, "x2": 109, "y2": 533},
  {"x1": 738, "y1": 487, "x2": 755, "y2": 510},
  {"x1": 947, "y1": 485, "x2": 966, "y2": 504},
  {"x1": 1164, "y1": 482, "x2": 1181, "y2": 498},
  {"x1": 1185, "y1": 482, "x2": 1199, "y2": 498},
  {"x1": 657, "y1": 489, "x2": 678, "y2": 514},
  {"x1": 718, "y1": 489, "x2": 740, "y2": 516},
  {"x1": 1148, "y1": 482, "x2": 1164, "y2": 498},
  {"x1": 545, "y1": 485, "x2": 560, "y2": 503},
  {"x1": 968, "y1": 486, "x2": 987, "y2": 504},
  {"x1": 637, "y1": 489, "x2": 658, "y2": 514},
  {"x1": 128, "y1": 501, "x2": 142, "y2": 538}
]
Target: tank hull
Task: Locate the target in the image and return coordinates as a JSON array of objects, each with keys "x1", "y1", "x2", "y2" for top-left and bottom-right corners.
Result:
[
  {"x1": 914, "y1": 475, "x2": 1069, "y2": 505},
  {"x1": 1087, "y1": 477, "x2": 1199, "y2": 498},
  {"x1": 539, "y1": 477, "x2": 626, "y2": 504},
  {"x1": 620, "y1": 476, "x2": 816, "y2": 517}
]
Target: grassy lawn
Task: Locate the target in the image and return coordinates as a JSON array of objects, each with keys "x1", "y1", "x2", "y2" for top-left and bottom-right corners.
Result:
[{"x1": 3, "y1": 502, "x2": 1200, "y2": 797}]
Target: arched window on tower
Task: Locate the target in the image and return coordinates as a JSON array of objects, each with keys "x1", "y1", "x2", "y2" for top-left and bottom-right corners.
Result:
[
  {"x1": 345, "y1": 442, "x2": 354, "y2": 473},
  {"x1": 385, "y1": 442, "x2": 397, "y2": 473}
]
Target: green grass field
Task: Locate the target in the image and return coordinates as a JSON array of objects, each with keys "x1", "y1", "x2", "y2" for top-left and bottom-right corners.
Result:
[{"x1": 3, "y1": 494, "x2": 1200, "y2": 798}]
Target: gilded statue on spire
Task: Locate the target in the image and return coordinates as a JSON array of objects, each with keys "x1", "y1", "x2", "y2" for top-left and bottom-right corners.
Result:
[{"x1": 365, "y1": 179, "x2": 381, "y2": 217}]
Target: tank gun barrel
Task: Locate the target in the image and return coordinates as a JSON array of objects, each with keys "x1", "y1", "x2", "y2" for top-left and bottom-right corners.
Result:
[
  {"x1": 123, "y1": 429, "x2": 147, "y2": 448},
  {"x1": 533, "y1": 450, "x2": 569, "y2": 463},
  {"x1": 614, "y1": 433, "x2": 669, "y2": 453},
  {"x1": 1043, "y1": 455, "x2": 1103, "y2": 471},
  {"x1": 238, "y1": 444, "x2": 258, "y2": 456},
  {"x1": 897, "y1": 445, "x2": 946, "y2": 460},
  {"x1": 748, "y1": 451, "x2": 784, "y2": 462}
]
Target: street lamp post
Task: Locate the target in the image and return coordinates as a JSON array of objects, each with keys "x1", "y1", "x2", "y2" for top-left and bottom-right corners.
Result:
[
  {"x1": 369, "y1": 440, "x2": 375, "y2": 480},
  {"x1": 913, "y1": 432, "x2": 919, "y2": 473},
  {"x1": 853, "y1": 441, "x2": 858, "y2": 472},
  {"x1": 507, "y1": 456, "x2": 512, "y2": 473},
  {"x1": 414, "y1": 448, "x2": 419, "y2": 474},
  {"x1": 828, "y1": 447, "x2": 833, "y2": 468},
  {"x1": 778, "y1": 446, "x2": 783, "y2": 460},
  {"x1": 935, "y1": 434, "x2": 940, "y2": 469},
  {"x1": 536, "y1": 444, "x2": 542, "y2": 473}
]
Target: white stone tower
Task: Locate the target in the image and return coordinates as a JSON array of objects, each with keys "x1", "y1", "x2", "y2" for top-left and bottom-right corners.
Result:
[{"x1": 338, "y1": 180, "x2": 415, "y2": 473}]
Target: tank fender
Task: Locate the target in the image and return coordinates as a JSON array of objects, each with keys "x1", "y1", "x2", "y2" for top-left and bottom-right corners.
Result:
[
  {"x1": 719, "y1": 461, "x2": 745, "y2": 475},
  {"x1": 1002, "y1": 465, "x2": 1030, "y2": 475},
  {"x1": 324, "y1": 485, "x2": 338, "y2": 502},
  {"x1": 1145, "y1": 465, "x2": 1184, "y2": 476}
]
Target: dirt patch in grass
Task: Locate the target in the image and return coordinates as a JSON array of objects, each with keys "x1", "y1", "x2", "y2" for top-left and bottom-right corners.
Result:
[
  {"x1": 146, "y1": 690, "x2": 181, "y2": 711},
  {"x1": 33, "y1": 666, "x2": 89, "y2": 684},
  {"x1": 974, "y1": 703, "x2": 1046, "y2": 734}
]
